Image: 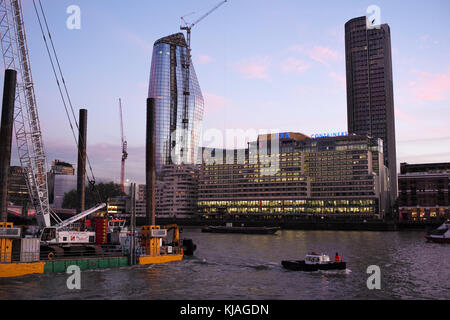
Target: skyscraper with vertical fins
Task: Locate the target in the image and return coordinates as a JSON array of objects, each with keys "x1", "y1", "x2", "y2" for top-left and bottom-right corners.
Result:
[
  {"x1": 345, "y1": 17, "x2": 397, "y2": 207},
  {"x1": 148, "y1": 33, "x2": 204, "y2": 173}
]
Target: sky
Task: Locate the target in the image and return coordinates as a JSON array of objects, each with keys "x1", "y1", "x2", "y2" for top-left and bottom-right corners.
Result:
[{"x1": 2, "y1": 0, "x2": 450, "y2": 184}]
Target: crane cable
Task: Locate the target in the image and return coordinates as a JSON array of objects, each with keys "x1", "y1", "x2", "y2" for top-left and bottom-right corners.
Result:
[{"x1": 31, "y1": 0, "x2": 102, "y2": 204}]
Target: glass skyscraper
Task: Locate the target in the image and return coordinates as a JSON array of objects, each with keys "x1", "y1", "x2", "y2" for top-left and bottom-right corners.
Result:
[{"x1": 148, "y1": 33, "x2": 204, "y2": 173}]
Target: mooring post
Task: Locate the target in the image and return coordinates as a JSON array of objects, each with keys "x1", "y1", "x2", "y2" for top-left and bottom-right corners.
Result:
[
  {"x1": 146, "y1": 98, "x2": 156, "y2": 226},
  {"x1": 76, "y1": 108, "x2": 87, "y2": 214},
  {"x1": 0, "y1": 69, "x2": 17, "y2": 222},
  {"x1": 130, "y1": 182, "x2": 136, "y2": 265}
]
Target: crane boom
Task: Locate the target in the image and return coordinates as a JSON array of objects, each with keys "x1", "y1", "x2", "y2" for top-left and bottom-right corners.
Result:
[
  {"x1": 119, "y1": 98, "x2": 127, "y2": 192},
  {"x1": 179, "y1": 0, "x2": 227, "y2": 162},
  {"x1": 0, "y1": 0, "x2": 51, "y2": 227},
  {"x1": 54, "y1": 203, "x2": 105, "y2": 230},
  {"x1": 119, "y1": 98, "x2": 124, "y2": 145},
  {"x1": 189, "y1": 0, "x2": 227, "y2": 28}
]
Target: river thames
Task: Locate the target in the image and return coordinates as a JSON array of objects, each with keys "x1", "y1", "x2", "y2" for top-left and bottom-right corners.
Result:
[{"x1": 0, "y1": 228, "x2": 448, "y2": 300}]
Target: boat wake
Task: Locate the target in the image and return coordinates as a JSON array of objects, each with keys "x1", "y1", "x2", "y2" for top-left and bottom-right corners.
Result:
[
  {"x1": 319, "y1": 268, "x2": 352, "y2": 275},
  {"x1": 187, "y1": 257, "x2": 279, "y2": 271},
  {"x1": 245, "y1": 264, "x2": 270, "y2": 270}
]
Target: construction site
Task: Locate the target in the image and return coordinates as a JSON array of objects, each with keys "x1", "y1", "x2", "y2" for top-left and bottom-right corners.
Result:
[{"x1": 0, "y1": 0, "x2": 226, "y2": 278}]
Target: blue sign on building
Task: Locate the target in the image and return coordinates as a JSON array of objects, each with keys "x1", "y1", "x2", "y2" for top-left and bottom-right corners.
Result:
[{"x1": 310, "y1": 131, "x2": 348, "y2": 139}]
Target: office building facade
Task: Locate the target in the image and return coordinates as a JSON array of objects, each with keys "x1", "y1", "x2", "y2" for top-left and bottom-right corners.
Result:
[
  {"x1": 198, "y1": 133, "x2": 389, "y2": 218},
  {"x1": 7, "y1": 166, "x2": 29, "y2": 209},
  {"x1": 148, "y1": 33, "x2": 204, "y2": 173},
  {"x1": 47, "y1": 159, "x2": 76, "y2": 208},
  {"x1": 133, "y1": 164, "x2": 199, "y2": 218},
  {"x1": 50, "y1": 159, "x2": 75, "y2": 175},
  {"x1": 345, "y1": 16, "x2": 397, "y2": 205},
  {"x1": 398, "y1": 162, "x2": 450, "y2": 221}
]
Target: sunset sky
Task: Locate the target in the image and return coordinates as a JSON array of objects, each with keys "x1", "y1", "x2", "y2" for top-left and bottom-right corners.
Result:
[{"x1": 2, "y1": 0, "x2": 449, "y2": 184}]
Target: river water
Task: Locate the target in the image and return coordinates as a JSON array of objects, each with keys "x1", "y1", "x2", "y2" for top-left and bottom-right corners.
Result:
[{"x1": 0, "y1": 228, "x2": 449, "y2": 300}]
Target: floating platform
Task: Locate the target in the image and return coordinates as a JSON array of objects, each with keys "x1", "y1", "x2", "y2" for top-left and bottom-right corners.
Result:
[
  {"x1": 202, "y1": 225, "x2": 280, "y2": 234},
  {"x1": 0, "y1": 254, "x2": 185, "y2": 278}
]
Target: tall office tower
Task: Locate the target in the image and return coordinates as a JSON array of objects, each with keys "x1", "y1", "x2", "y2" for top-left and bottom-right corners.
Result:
[
  {"x1": 148, "y1": 33, "x2": 204, "y2": 173},
  {"x1": 345, "y1": 16, "x2": 397, "y2": 206}
]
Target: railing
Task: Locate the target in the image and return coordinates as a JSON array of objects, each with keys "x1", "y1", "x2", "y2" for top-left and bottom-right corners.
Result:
[
  {"x1": 160, "y1": 245, "x2": 182, "y2": 256},
  {"x1": 39, "y1": 244, "x2": 125, "y2": 261},
  {"x1": 1, "y1": 251, "x2": 39, "y2": 263},
  {"x1": 1, "y1": 242, "x2": 184, "y2": 264},
  {"x1": 135, "y1": 245, "x2": 183, "y2": 257}
]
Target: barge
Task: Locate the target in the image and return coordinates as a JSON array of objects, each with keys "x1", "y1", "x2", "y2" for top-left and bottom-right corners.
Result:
[
  {"x1": 202, "y1": 223, "x2": 280, "y2": 234},
  {"x1": 0, "y1": 221, "x2": 195, "y2": 278}
]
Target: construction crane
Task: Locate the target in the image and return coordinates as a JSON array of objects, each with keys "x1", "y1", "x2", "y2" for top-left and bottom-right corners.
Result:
[
  {"x1": 0, "y1": 0, "x2": 54, "y2": 228},
  {"x1": 0, "y1": 0, "x2": 105, "y2": 243},
  {"x1": 119, "y1": 98, "x2": 127, "y2": 193},
  {"x1": 179, "y1": 0, "x2": 227, "y2": 162}
]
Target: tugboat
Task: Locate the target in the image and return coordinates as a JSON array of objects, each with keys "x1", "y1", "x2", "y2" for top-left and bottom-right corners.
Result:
[
  {"x1": 282, "y1": 252, "x2": 346, "y2": 272},
  {"x1": 425, "y1": 220, "x2": 450, "y2": 243}
]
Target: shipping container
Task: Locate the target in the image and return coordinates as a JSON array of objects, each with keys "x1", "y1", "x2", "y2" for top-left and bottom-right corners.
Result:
[
  {"x1": 20, "y1": 238, "x2": 40, "y2": 262},
  {"x1": 12, "y1": 238, "x2": 40, "y2": 262}
]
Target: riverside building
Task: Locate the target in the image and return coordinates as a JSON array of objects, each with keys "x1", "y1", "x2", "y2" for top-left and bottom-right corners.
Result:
[
  {"x1": 198, "y1": 132, "x2": 390, "y2": 218},
  {"x1": 47, "y1": 160, "x2": 76, "y2": 208},
  {"x1": 398, "y1": 162, "x2": 450, "y2": 221},
  {"x1": 111, "y1": 164, "x2": 199, "y2": 218}
]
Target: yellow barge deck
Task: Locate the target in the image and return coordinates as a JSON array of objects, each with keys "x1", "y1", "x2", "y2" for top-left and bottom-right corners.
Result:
[
  {"x1": 138, "y1": 253, "x2": 183, "y2": 265},
  {"x1": 0, "y1": 262, "x2": 45, "y2": 278}
]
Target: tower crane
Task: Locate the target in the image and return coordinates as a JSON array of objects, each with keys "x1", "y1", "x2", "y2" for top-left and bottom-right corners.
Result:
[
  {"x1": 0, "y1": 0, "x2": 105, "y2": 247},
  {"x1": 179, "y1": 0, "x2": 227, "y2": 162},
  {"x1": 119, "y1": 98, "x2": 127, "y2": 193}
]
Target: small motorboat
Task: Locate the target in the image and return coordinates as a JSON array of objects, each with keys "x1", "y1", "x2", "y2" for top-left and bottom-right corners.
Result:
[
  {"x1": 425, "y1": 220, "x2": 450, "y2": 243},
  {"x1": 282, "y1": 252, "x2": 346, "y2": 272}
]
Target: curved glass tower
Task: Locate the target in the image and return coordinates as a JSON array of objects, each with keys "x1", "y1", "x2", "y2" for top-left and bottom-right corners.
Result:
[{"x1": 148, "y1": 33, "x2": 204, "y2": 173}]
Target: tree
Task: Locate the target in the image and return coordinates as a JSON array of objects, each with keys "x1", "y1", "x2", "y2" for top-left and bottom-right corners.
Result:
[{"x1": 62, "y1": 182, "x2": 126, "y2": 210}]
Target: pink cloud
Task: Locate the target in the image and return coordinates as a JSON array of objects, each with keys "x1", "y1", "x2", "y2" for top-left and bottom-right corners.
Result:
[
  {"x1": 12, "y1": 138, "x2": 147, "y2": 183},
  {"x1": 203, "y1": 92, "x2": 227, "y2": 115},
  {"x1": 418, "y1": 34, "x2": 440, "y2": 49},
  {"x1": 281, "y1": 58, "x2": 310, "y2": 73},
  {"x1": 329, "y1": 72, "x2": 346, "y2": 88},
  {"x1": 290, "y1": 45, "x2": 341, "y2": 66},
  {"x1": 234, "y1": 57, "x2": 270, "y2": 79},
  {"x1": 119, "y1": 29, "x2": 153, "y2": 54},
  {"x1": 419, "y1": 34, "x2": 430, "y2": 42},
  {"x1": 195, "y1": 54, "x2": 214, "y2": 65},
  {"x1": 395, "y1": 108, "x2": 419, "y2": 125},
  {"x1": 409, "y1": 69, "x2": 450, "y2": 101}
]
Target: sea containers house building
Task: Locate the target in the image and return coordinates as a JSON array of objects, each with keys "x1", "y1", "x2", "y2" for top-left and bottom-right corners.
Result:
[
  {"x1": 148, "y1": 33, "x2": 204, "y2": 173},
  {"x1": 198, "y1": 132, "x2": 390, "y2": 219}
]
